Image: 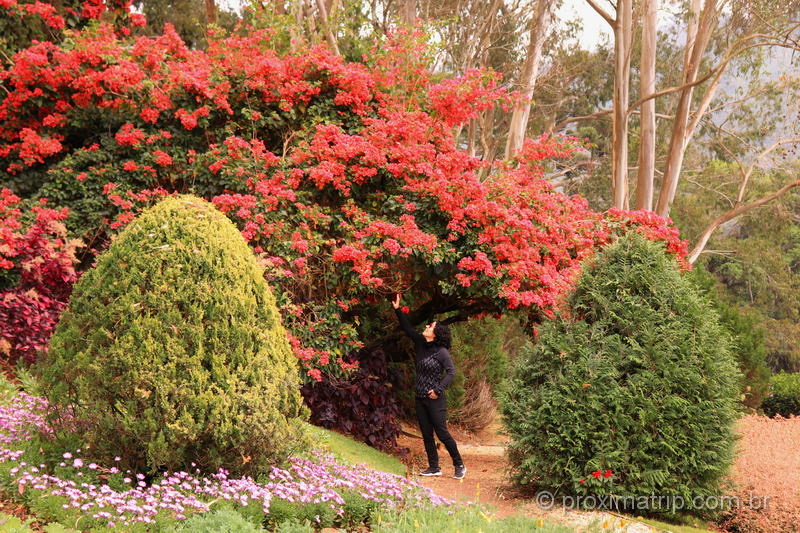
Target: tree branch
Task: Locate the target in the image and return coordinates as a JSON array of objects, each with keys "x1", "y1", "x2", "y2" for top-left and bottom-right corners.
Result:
[
  {"x1": 625, "y1": 64, "x2": 721, "y2": 117},
  {"x1": 553, "y1": 109, "x2": 612, "y2": 131},
  {"x1": 689, "y1": 178, "x2": 800, "y2": 264},
  {"x1": 585, "y1": 0, "x2": 615, "y2": 26}
]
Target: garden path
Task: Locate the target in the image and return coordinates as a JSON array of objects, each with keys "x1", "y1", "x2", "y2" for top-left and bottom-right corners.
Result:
[{"x1": 396, "y1": 421, "x2": 660, "y2": 532}]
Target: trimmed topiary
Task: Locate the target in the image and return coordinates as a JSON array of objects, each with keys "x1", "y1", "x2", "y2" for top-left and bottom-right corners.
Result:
[
  {"x1": 40, "y1": 195, "x2": 308, "y2": 476},
  {"x1": 501, "y1": 234, "x2": 741, "y2": 516}
]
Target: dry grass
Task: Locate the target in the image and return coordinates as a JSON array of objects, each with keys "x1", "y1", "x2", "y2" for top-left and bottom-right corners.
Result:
[
  {"x1": 451, "y1": 378, "x2": 497, "y2": 433},
  {"x1": 721, "y1": 414, "x2": 800, "y2": 532}
]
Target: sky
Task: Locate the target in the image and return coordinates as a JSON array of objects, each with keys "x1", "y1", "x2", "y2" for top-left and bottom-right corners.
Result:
[{"x1": 557, "y1": 0, "x2": 612, "y2": 51}]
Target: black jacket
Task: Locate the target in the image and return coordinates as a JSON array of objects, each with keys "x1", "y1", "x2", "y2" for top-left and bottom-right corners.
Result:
[{"x1": 395, "y1": 308, "x2": 456, "y2": 398}]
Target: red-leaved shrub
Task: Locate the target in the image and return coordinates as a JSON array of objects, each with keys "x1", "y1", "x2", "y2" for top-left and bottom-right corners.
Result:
[{"x1": 0, "y1": 190, "x2": 80, "y2": 363}]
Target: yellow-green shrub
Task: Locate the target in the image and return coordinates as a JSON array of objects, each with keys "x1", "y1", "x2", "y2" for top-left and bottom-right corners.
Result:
[{"x1": 40, "y1": 196, "x2": 307, "y2": 476}]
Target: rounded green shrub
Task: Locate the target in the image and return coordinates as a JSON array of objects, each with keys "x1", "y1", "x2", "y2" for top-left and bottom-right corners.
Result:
[
  {"x1": 40, "y1": 195, "x2": 308, "y2": 476},
  {"x1": 501, "y1": 234, "x2": 741, "y2": 515},
  {"x1": 761, "y1": 372, "x2": 800, "y2": 417}
]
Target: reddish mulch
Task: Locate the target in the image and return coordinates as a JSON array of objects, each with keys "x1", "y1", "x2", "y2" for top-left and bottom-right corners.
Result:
[{"x1": 721, "y1": 414, "x2": 800, "y2": 532}]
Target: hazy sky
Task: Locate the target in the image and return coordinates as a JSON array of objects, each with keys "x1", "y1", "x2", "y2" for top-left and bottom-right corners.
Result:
[{"x1": 557, "y1": 0, "x2": 612, "y2": 50}]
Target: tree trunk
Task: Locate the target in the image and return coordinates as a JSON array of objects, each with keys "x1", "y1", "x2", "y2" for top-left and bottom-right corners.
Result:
[
  {"x1": 314, "y1": 0, "x2": 340, "y2": 55},
  {"x1": 655, "y1": 0, "x2": 718, "y2": 217},
  {"x1": 401, "y1": 0, "x2": 416, "y2": 26},
  {"x1": 635, "y1": 0, "x2": 657, "y2": 211},
  {"x1": 204, "y1": 0, "x2": 217, "y2": 25},
  {"x1": 504, "y1": 0, "x2": 556, "y2": 158},
  {"x1": 611, "y1": 0, "x2": 633, "y2": 209}
]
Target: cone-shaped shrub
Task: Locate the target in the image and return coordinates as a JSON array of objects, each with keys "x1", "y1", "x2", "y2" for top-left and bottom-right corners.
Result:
[
  {"x1": 40, "y1": 195, "x2": 307, "y2": 476},
  {"x1": 501, "y1": 234, "x2": 740, "y2": 515}
]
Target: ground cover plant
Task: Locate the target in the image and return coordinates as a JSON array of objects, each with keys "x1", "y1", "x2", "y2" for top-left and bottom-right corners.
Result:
[
  {"x1": 501, "y1": 234, "x2": 741, "y2": 518},
  {"x1": 0, "y1": 384, "x2": 453, "y2": 531}
]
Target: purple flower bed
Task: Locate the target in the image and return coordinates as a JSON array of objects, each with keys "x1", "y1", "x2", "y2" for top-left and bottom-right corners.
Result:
[{"x1": 0, "y1": 391, "x2": 451, "y2": 528}]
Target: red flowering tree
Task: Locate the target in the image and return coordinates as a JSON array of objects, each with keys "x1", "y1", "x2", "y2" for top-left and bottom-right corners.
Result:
[
  {"x1": 0, "y1": 0, "x2": 141, "y2": 67},
  {"x1": 0, "y1": 20, "x2": 687, "y2": 384}
]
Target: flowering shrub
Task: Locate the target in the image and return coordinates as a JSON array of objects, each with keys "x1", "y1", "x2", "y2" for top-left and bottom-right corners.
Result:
[
  {"x1": 501, "y1": 234, "x2": 740, "y2": 516},
  {"x1": 0, "y1": 190, "x2": 80, "y2": 364},
  {"x1": 0, "y1": 390, "x2": 451, "y2": 530},
  {"x1": 0, "y1": 0, "x2": 138, "y2": 69}
]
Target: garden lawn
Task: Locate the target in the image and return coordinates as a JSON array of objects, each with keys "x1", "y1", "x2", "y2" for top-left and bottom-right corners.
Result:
[{"x1": 306, "y1": 424, "x2": 405, "y2": 476}]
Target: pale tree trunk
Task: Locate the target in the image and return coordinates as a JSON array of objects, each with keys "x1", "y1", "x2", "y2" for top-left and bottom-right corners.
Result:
[
  {"x1": 655, "y1": 0, "x2": 719, "y2": 217},
  {"x1": 611, "y1": 0, "x2": 633, "y2": 209},
  {"x1": 401, "y1": 0, "x2": 416, "y2": 26},
  {"x1": 635, "y1": 0, "x2": 658, "y2": 210},
  {"x1": 314, "y1": 0, "x2": 340, "y2": 55},
  {"x1": 504, "y1": 0, "x2": 556, "y2": 158},
  {"x1": 586, "y1": 0, "x2": 633, "y2": 209}
]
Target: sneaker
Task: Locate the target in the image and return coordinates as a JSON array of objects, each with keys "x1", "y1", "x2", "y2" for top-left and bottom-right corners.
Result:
[
  {"x1": 453, "y1": 464, "x2": 467, "y2": 480},
  {"x1": 420, "y1": 467, "x2": 442, "y2": 477}
]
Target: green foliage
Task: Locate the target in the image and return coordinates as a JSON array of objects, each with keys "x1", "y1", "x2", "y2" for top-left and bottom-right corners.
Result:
[
  {"x1": 163, "y1": 507, "x2": 264, "y2": 532},
  {"x1": 42, "y1": 523, "x2": 81, "y2": 533},
  {"x1": 0, "y1": 513, "x2": 37, "y2": 533},
  {"x1": 264, "y1": 499, "x2": 338, "y2": 530},
  {"x1": 447, "y1": 315, "x2": 525, "y2": 430},
  {"x1": 673, "y1": 164, "x2": 800, "y2": 374},
  {"x1": 273, "y1": 519, "x2": 314, "y2": 533},
  {"x1": 14, "y1": 362, "x2": 44, "y2": 398},
  {"x1": 38, "y1": 195, "x2": 308, "y2": 476},
  {"x1": 501, "y1": 234, "x2": 741, "y2": 517},
  {"x1": 337, "y1": 489, "x2": 382, "y2": 529},
  {"x1": 761, "y1": 372, "x2": 800, "y2": 418},
  {"x1": 687, "y1": 267, "x2": 771, "y2": 409},
  {"x1": 370, "y1": 505, "x2": 582, "y2": 533}
]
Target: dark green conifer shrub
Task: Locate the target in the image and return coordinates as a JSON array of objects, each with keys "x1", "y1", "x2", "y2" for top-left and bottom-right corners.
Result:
[
  {"x1": 40, "y1": 196, "x2": 307, "y2": 476},
  {"x1": 761, "y1": 372, "x2": 800, "y2": 417},
  {"x1": 501, "y1": 234, "x2": 741, "y2": 515},
  {"x1": 688, "y1": 267, "x2": 771, "y2": 409}
]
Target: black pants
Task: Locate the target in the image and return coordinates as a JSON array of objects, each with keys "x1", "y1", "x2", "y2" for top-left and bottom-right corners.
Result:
[{"x1": 415, "y1": 396, "x2": 463, "y2": 469}]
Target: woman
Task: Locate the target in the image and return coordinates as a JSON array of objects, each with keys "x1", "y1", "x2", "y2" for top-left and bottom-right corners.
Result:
[{"x1": 392, "y1": 294, "x2": 466, "y2": 479}]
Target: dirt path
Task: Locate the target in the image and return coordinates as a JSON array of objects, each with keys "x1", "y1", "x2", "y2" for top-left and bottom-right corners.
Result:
[{"x1": 396, "y1": 421, "x2": 662, "y2": 532}]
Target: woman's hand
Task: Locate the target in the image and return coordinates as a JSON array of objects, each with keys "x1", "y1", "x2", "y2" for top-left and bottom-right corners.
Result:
[
  {"x1": 427, "y1": 389, "x2": 439, "y2": 399},
  {"x1": 392, "y1": 293, "x2": 401, "y2": 309}
]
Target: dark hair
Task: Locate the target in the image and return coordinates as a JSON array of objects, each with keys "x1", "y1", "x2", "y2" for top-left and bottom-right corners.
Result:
[{"x1": 433, "y1": 322, "x2": 451, "y2": 349}]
